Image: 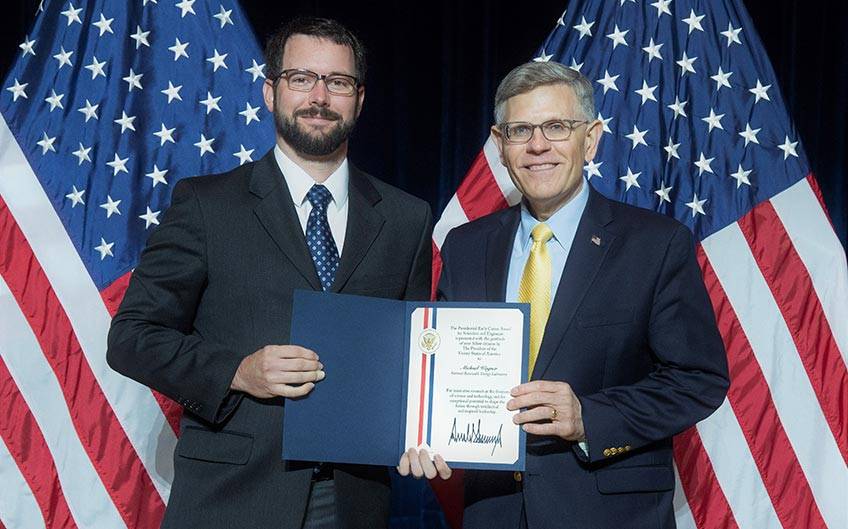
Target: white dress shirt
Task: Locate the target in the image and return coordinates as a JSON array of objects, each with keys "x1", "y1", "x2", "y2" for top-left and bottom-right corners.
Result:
[{"x1": 273, "y1": 146, "x2": 349, "y2": 255}]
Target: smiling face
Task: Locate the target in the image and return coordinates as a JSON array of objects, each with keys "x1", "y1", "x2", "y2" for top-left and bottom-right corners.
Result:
[
  {"x1": 262, "y1": 34, "x2": 365, "y2": 159},
  {"x1": 493, "y1": 83, "x2": 602, "y2": 220}
]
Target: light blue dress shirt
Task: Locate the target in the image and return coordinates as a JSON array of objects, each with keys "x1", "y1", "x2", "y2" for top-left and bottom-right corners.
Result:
[{"x1": 505, "y1": 180, "x2": 590, "y2": 304}]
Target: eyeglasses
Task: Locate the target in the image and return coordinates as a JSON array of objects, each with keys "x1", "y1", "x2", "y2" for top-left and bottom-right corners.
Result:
[
  {"x1": 498, "y1": 119, "x2": 589, "y2": 144},
  {"x1": 273, "y1": 68, "x2": 359, "y2": 96}
]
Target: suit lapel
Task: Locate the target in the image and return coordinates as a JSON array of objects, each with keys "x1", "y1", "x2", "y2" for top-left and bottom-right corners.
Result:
[
  {"x1": 532, "y1": 188, "x2": 616, "y2": 380},
  {"x1": 249, "y1": 151, "x2": 322, "y2": 291},
  {"x1": 485, "y1": 206, "x2": 521, "y2": 302},
  {"x1": 330, "y1": 166, "x2": 385, "y2": 293}
]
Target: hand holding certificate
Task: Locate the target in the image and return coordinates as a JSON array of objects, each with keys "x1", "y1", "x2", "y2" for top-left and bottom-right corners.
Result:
[{"x1": 283, "y1": 291, "x2": 528, "y2": 470}]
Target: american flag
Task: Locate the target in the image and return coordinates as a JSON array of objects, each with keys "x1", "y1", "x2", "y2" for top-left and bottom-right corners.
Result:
[
  {"x1": 0, "y1": 0, "x2": 273, "y2": 527},
  {"x1": 431, "y1": 1, "x2": 847, "y2": 528}
]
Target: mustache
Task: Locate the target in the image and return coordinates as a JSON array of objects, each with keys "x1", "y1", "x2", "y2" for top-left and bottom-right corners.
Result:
[{"x1": 293, "y1": 106, "x2": 342, "y2": 121}]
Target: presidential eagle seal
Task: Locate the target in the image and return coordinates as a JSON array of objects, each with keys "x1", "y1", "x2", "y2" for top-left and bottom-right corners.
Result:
[{"x1": 418, "y1": 329, "x2": 441, "y2": 355}]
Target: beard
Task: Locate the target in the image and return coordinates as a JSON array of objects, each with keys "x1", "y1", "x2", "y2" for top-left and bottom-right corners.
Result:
[{"x1": 273, "y1": 103, "x2": 358, "y2": 157}]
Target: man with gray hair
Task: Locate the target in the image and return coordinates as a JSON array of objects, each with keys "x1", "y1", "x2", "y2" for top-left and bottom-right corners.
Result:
[{"x1": 400, "y1": 61, "x2": 728, "y2": 528}]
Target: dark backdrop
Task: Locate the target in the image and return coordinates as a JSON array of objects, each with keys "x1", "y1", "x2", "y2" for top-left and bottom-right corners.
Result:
[{"x1": 3, "y1": 0, "x2": 846, "y2": 246}]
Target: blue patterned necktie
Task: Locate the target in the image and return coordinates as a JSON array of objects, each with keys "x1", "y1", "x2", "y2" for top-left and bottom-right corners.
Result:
[{"x1": 306, "y1": 185, "x2": 340, "y2": 291}]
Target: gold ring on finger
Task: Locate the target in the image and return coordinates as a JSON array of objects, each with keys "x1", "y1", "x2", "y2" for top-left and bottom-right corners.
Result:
[{"x1": 550, "y1": 407, "x2": 558, "y2": 421}]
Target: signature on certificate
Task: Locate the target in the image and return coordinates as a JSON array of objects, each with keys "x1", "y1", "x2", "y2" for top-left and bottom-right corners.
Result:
[{"x1": 448, "y1": 418, "x2": 504, "y2": 455}]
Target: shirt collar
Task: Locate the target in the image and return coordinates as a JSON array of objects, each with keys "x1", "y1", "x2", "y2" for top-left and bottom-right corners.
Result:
[
  {"x1": 273, "y1": 145, "x2": 350, "y2": 210},
  {"x1": 516, "y1": 179, "x2": 590, "y2": 251}
]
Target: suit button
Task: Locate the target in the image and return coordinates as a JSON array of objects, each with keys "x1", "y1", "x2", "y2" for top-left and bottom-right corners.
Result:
[
  {"x1": 513, "y1": 471, "x2": 523, "y2": 482},
  {"x1": 624, "y1": 445, "x2": 631, "y2": 452},
  {"x1": 603, "y1": 448, "x2": 612, "y2": 457}
]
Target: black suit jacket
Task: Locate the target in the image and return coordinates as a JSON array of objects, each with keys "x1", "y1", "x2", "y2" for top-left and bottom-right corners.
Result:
[
  {"x1": 438, "y1": 188, "x2": 729, "y2": 529},
  {"x1": 107, "y1": 150, "x2": 433, "y2": 529}
]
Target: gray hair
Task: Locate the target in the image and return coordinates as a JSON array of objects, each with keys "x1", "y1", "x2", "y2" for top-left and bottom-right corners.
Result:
[{"x1": 494, "y1": 61, "x2": 596, "y2": 123}]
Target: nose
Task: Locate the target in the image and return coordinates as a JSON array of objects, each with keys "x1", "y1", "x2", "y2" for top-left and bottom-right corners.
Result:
[
  {"x1": 309, "y1": 78, "x2": 330, "y2": 106},
  {"x1": 525, "y1": 127, "x2": 551, "y2": 154}
]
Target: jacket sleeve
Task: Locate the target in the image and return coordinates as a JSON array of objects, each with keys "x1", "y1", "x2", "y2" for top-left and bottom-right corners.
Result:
[
  {"x1": 106, "y1": 179, "x2": 244, "y2": 425},
  {"x1": 403, "y1": 202, "x2": 434, "y2": 302},
  {"x1": 578, "y1": 224, "x2": 730, "y2": 462}
]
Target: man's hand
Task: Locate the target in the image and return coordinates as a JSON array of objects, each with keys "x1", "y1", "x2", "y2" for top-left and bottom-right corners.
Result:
[
  {"x1": 507, "y1": 380, "x2": 585, "y2": 441},
  {"x1": 230, "y1": 345, "x2": 324, "y2": 399},
  {"x1": 397, "y1": 447, "x2": 452, "y2": 480}
]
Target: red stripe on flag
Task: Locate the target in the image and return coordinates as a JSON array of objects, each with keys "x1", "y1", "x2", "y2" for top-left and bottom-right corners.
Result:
[
  {"x1": 673, "y1": 426, "x2": 739, "y2": 529},
  {"x1": 455, "y1": 152, "x2": 509, "y2": 221},
  {"x1": 805, "y1": 173, "x2": 837, "y2": 232},
  {"x1": 737, "y1": 201, "x2": 848, "y2": 462},
  {"x1": 101, "y1": 272, "x2": 182, "y2": 436},
  {"x1": 0, "y1": 197, "x2": 165, "y2": 528},
  {"x1": 699, "y1": 248, "x2": 828, "y2": 528},
  {"x1": 0, "y1": 357, "x2": 77, "y2": 529},
  {"x1": 431, "y1": 243, "x2": 442, "y2": 301}
]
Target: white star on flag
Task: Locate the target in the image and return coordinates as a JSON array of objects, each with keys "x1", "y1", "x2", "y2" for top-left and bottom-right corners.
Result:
[
  {"x1": 778, "y1": 136, "x2": 799, "y2": 159},
  {"x1": 730, "y1": 164, "x2": 753, "y2": 187},
  {"x1": 668, "y1": 96, "x2": 688, "y2": 119},
  {"x1": 45, "y1": 90, "x2": 64, "y2": 111},
  {"x1": 36, "y1": 131, "x2": 56, "y2": 154},
  {"x1": 85, "y1": 56, "x2": 107, "y2": 79},
  {"x1": 685, "y1": 193, "x2": 707, "y2": 216},
  {"x1": 642, "y1": 38, "x2": 663, "y2": 62},
  {"x1": 677, "y1": 52, "x2": 697, "y2": 75},
  {"x1": 721, "y1": 22, "x2": 743, "y2": 46},
  {"x1": 53, "y1": 47, "x2": 73, "y2": 68},
  {"x1": 106, "y1": 153, "x2": 129, "y2": 175},
  {"x1": 750, "y1": 80, "x2": 771, "y2": 103},
  {"x1": 584, "y1": 160, "x2": 603, "y2": 179},
  {"x1": 19, "y1": 36, "x2": 36, "y2": 56},
  {"x1": 114, "y1": 111, "x2": 137, "y2": 134},
  {"x1": 99, "y1": 195, "x2": 122, "y2": 218},
  {"x1": 65, "y1": 185, "x2": 85, "y2": 207},
  {"x1": 634, "y1": 81, "x2": 658, "y2": 105},
  {"x1": 739, "y1": 123, "x2": 761, "y2": 146},
  {"x1": 169, "y1": 38, "x2": 189, "y2": 61},
  {"x1": 619, "y1": 167, "x2": 642, "y2": 190},
  {"x1": 6, "y1": 79, "x2": 28, "y2": 101},
  {"x1": 145, "y1": 165, "x2": 169, "y2": 187},
  {"x1": 568, "y1": 58, "x2": 583, "y2": 72},
  {"x1": 95, "y1": 238, "x2": 114, "y2": 260},
  {"x1": 245, "y1": 59, "x2": 265, "y2": 81},
  {"x1": 213, "y1": 5, "x2": 234, "y2": 28},
  {"x1": 200, "y1": 92, "x2": 222, "y2": 114},
  {"x1": 161, "y1": 81, "x2": 183, "y2": 103},
  {"x1": 194, "y1": 134, "x2": 215, "y2": 156},
  {"x1": 573, "y1": 16, "x2": 595, "y2": 39},
  {"x1": 176, "y1": 0, "x2": 196, "y2": 17},
  {"x1": 664, "y1": 138, "x2": 681, "y2": 161},
  {"x1": 702, "y1": 108, "x2": 725, "y2": 133},
  {"x1": 651, "y1": 0, "x2": 672, "y2": 17},
  {"x1": 130, "y1": 26, "x2": 151, "y2": 49},
  {"x1": 93, "y1": 13, "x2": 115, "y2": 36},
  {"x1": 72, "y1": 143, "x2": 92, "y2": 165},
  {"x1": 654, "y1": 182, "x2": 673, "y2": 203},
  {"x1": 139, "y1": 207, "x2": 161, "y2": 229},
  {"x1": 239, "y1": 103, "x2": 261, "y2": 124},
  {"x1": 597, "y1": 70, "x2": 620, "y2": 94},
  {"x1": 597, "y1": 112, "x2": 612, "y2": 133},
  {"x1": 153, "y1": 123, "x2": 176, "y2": 146},
  {"x1": 123, "y1": 68, "x2": 143, "y2": 91},
  {"x1": 682, "y1": 9, "x2": 705, "y2": 33},
  {"x1": 625, "y1": 125, "x2": 648, "y2": 149},
  {"x1": 533, "y1": 51, "x2": 553, "y2": 62},
  {"x1": 61, "y1": 2, "x2": 82, "y2": 26},
  {"x1": 233, "y1": 144, "x2": 255, "y2": 165},
  {"x1": 79, "y1": 107, "x2": 100, "y2": 130},
  {"x1": 694, "y1": 152, "x2": 715, "y2": 175},
  {"x1": 606, "y1": 25, "x2": 629, "y2": 49},
  {"x1": 711, "y1": 67, "x2": 733, "y2": 91},
  {"x1": 207, "y1": 49, "x2": 229, "y2": 71}
]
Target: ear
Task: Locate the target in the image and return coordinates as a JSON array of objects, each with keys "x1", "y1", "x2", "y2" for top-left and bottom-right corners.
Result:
[
  {"x1": 583, "y1": 119, "x2": 603, "y2": 163},
  {"x1": 355, "y1": 85, "x2": 365, "y2": 118},
  {"x1": 262, "y1": 79, "x2": 275, "y2": 113},
  {"x1": 491, "y1": 125, "x2": 507, "y2": 165}
]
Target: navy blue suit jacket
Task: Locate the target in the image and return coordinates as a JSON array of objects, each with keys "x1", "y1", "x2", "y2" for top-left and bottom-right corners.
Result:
[{"x1": 438, "y1": 187, "x2": 729, "y2": 529}]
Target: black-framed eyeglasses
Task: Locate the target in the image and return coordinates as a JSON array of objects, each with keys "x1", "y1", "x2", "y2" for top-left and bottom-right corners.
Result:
[
  {"x1": 272, "y1": 68, "x2": 360, "y2": 96},
  {"x1": 498, "y1": 119, "x2": 589, "y2": 144}
]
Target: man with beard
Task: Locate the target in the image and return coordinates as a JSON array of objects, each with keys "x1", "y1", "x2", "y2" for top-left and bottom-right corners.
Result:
[{"x1": 106, "y1": 17, "x2": 433, "y2": 529}]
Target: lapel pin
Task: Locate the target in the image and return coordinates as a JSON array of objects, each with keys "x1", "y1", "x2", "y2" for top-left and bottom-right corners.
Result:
[{"x1": 591, "y1": 235, "x2": 602, "y2": 246}]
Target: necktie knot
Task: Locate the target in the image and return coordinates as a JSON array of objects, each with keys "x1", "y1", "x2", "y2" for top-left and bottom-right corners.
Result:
[
  {"x1": 530, "y1": 223, "x2": 554, "y2": 244},
  {"x1": 307, "y1": 184, "x2": 333, "y2": 210}
]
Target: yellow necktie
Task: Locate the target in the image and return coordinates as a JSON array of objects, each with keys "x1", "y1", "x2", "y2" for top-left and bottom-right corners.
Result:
[{"x1": 518, "y1": 223, "x2": 553, "y2": 377}]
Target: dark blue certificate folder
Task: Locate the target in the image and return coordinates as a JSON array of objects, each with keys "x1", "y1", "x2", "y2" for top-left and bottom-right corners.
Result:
[{"x1": 284, "y1": 290, "x2": 527, "y2": 471}]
